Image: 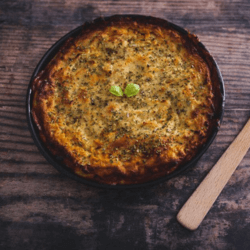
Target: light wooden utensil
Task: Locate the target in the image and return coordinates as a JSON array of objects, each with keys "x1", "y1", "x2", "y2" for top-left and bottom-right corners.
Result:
[{"x1": 177, "y1": 118, "x2": 250, "y2": 230}]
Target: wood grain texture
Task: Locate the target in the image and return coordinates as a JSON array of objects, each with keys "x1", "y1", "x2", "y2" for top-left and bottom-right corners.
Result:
[{"x1": 1, "y1": 0, "x2": 250, "y2": 249}]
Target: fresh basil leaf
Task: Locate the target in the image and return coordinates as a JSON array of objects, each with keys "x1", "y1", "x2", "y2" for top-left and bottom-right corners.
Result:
[
  {"x1": 109, "y1": 86, "x2": 123, "y2": 96},
  {"x1": 124, "y1": 83, "x2": 140, "y2": 97}
]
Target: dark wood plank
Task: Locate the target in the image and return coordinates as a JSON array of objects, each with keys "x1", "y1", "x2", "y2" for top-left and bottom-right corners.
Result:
[{"x1": 1, "y1": 0, "x2": 250, "y2": 249}]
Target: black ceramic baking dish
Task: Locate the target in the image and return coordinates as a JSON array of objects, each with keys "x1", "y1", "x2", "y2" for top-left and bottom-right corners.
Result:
[{"x1": 26, "y1": 15, "x2": 225, "y2": 189}]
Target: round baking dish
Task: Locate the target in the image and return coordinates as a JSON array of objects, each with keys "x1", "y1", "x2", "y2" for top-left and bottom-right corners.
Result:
[{"x1": 26, "y1": 15, "x2": 225, "y2": 189}]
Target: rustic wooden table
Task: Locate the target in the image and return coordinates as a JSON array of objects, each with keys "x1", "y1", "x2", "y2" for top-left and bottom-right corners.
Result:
[{"x1": 1, "y1": 0, "x2": 250, "y2": 249}]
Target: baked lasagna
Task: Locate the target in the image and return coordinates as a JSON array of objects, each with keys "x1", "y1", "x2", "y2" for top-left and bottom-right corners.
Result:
[{"x1": 31, "y1": 16, "x2": 223, "y2": 185}]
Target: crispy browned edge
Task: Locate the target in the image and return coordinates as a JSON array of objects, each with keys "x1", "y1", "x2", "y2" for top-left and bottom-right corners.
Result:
[{"x1": 31, "y1": 15, "x2": 223, "y2": 185}]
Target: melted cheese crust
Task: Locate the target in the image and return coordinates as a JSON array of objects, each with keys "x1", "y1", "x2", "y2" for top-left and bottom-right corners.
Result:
[{"x1": 32, "y1": 17, "x2": 220, "y2": 185}]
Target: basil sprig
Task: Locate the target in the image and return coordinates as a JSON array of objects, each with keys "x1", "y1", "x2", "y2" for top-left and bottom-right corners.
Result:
[{"x1": 109, "y1": 83, "x2": 140, "y2": 97}]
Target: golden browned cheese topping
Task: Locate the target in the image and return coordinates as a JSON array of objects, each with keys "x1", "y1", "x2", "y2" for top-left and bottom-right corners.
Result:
[{"x1": 32, "y1": 17, "x2": 221, "y2": 185}]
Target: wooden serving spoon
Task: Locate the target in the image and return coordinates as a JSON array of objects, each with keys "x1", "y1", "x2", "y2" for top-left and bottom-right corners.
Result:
[{"x1": 177, "y1": 118, "x2": 250, "y2": 230}]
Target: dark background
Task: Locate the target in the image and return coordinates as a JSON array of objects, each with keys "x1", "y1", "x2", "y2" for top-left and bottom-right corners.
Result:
[{"x1": 1, "y1": 0, "x2": 250, "y2": 249}]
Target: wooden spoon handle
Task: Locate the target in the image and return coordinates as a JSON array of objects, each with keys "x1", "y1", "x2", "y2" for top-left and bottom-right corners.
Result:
[{"x1": 177, "y1": 118, "x2": 250, "y2": 230}]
